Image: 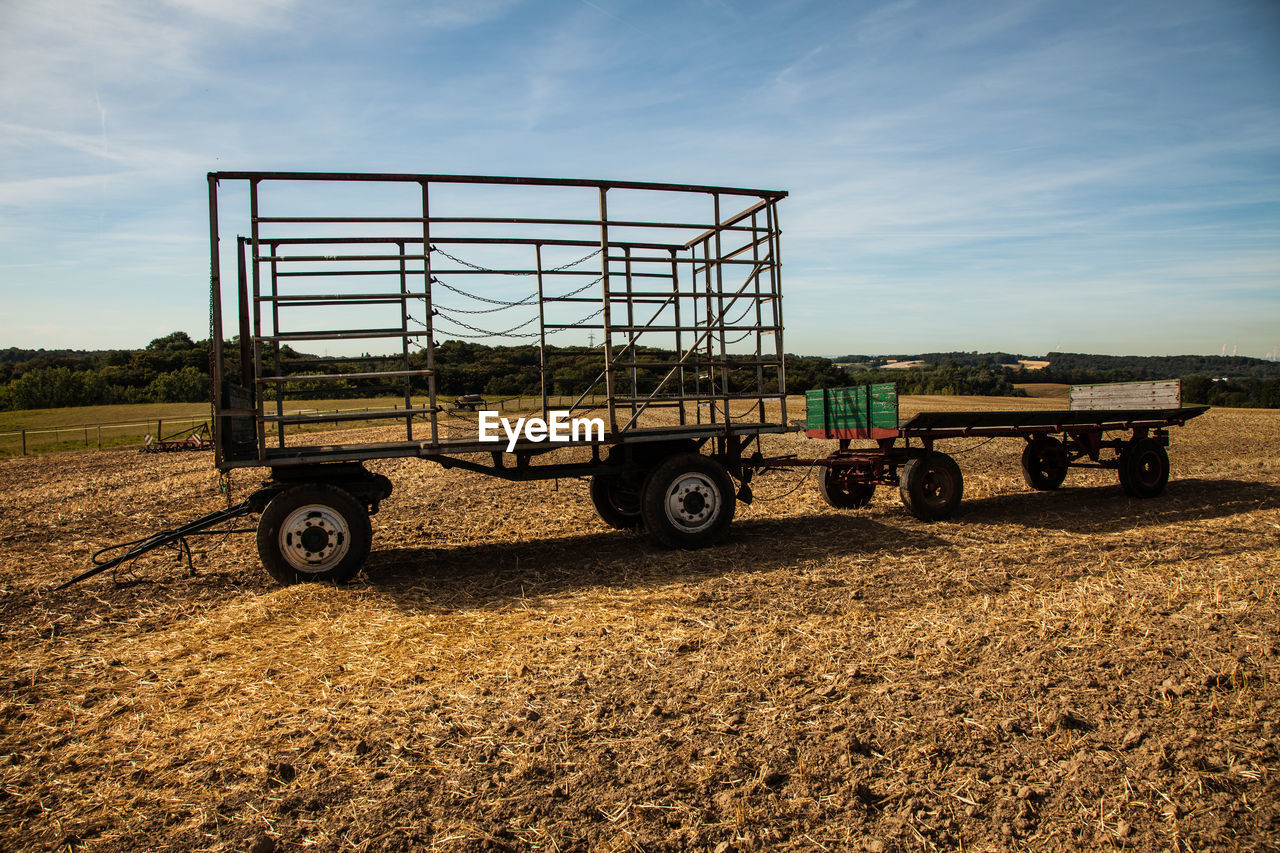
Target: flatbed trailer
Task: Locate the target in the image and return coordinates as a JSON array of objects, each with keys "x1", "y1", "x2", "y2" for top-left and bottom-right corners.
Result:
[
  {"x1": 786, "y1": 383, "x2": 1206, "y2": 521},
  {"x1": 62, "y1": 173, "x2": 1208, "y2": 589}
]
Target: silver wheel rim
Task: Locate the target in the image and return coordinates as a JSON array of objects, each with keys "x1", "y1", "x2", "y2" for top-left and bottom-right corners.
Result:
[
  {"x1": 279, "y1": 504, "x2": 350, "y2": 573},
  {"x1": 663, "y1": 473, "x2": 720, "y2": 533}
]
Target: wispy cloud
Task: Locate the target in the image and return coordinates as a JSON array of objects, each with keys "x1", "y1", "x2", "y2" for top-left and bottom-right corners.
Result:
[
  {"x1": 406, "y1": 0, "x2": 525, "y2": 31},
  {"x1": 0, "y1": 0, "x2": 1276, "y2": 355}
]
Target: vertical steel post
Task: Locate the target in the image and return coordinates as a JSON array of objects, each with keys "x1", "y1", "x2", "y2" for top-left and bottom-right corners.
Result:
[
  {"x1": 766, "y1": 199, "x2": 786, "y2": 424},
  {"x1": 420, "y1": 182, "x2": 439, "y2": 445},
  {"x1": 208, "y1": 174, "x2": 225, "y2": 468},
  {"x1": 751, "y1": 210, "x2": 765, "y2": 424},
  {"x1": 236, "y1": 237, "x2": 253, "y2": 388},
  {"x1": 535, "y1": 243, "x2": 549, "y2": 422},
  {"x1": 669, "y1": 249, "x2": 686, "y2": 426},
  {"x1": 398, "y1": 240, "x2": 413, "y2": 440},
  {"x1": 248, "y1": 179, "x2": 266, "y2": 462},
  {"x1": 696, "y1": 242, "x2": 706, "y2": 422},
  {"x1": 702, "y1": 236, "x2": 716, "y2": 425},
  {"x1": 712, "y1": 193, "x2": 730, "y2": 429},
  {"x1": 624, "y1": 246, "x2": 637, "y2": 421},
  {"x1": 598, "y1": 187, "x2": 617, "y2": 434},
  {"x1": 21, "y1": 430, "x2": 26, "y2": 456},
  {"x1": 269, "y1": 241, "x2": 284, "y2": 447}
]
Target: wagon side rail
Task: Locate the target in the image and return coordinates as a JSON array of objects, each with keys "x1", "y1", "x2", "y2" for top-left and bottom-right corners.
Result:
[{"x1": 208, "y1": 172, "x2": 790, "y2": 469}]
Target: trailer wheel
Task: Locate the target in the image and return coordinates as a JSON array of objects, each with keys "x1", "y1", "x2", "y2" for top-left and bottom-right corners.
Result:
[
  {"x1": 589, "y1": 475, "x2": 643, "y2": 530},
  {"x1": 1021, "y1": 436, "x2": 1069, "y2": 490},
  {"x1": 899, "y1": 452, "x2": 963, "y2": 521},
  {"x1": 256, "y1": 484, "x2": 372, "y2": 585},
  {"x1": 818, "y1": 465, "x2": 876, "y2": 509},
  {"x1": 1118, "y1": 438, "x2": 1169, "y2": 498},
  {"x1": 640, "y1": 453, "x2": 735, "y2": 548}
]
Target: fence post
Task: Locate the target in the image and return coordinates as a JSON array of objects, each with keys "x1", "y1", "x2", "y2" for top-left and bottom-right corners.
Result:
[
  {"x1": 97, "y1": 425, "x2": 102, "y2": 450},
  {"x1": 157, "y1": 419, "x2": 163, "y2": 440},
  {"x1": 84, "y1": 426, "x2": 89, "y2": 447},
  {"x1": 21, "y1": 430, "x2": 26, "y2": 456}
]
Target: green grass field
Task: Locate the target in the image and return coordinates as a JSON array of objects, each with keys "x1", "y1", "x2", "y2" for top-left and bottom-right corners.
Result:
[{"x1": 0, "y1": 394, "x2": 607, "y2": 457}]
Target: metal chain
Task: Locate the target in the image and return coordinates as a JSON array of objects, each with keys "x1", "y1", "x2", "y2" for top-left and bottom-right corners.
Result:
[
  {"x1": 409, "y1": 305, "x2": 605, "y2": 340},
  {"x1": 432, "y1": 275, "x2": 601, "y2": 313},
  {"x1": 431, "y1": 245, "x2": 600, "y2": 276},
  {"x1": 404, "y1": 241, "x2": 606, "y2": 342},
  {"x1": 432, "y1": 277, "x2": 537, "y2": 308},
  {"x1": 432, "y1": 311, "x2": 541, "y2": 338}
]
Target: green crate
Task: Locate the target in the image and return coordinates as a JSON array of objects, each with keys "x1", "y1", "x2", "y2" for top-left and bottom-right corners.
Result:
[{"x1": 805, "y1": 383, "x2": 898, "y2": 436}]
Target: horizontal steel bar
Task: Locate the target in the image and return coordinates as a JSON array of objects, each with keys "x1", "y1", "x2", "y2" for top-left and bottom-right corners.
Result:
[
  {"x1": 542, "y1": 292, "x2": 775, "y2": 303},
  {"x1": 257, "y1": 329, "x2": 425, "y2": 342},
  {"x1": 216, "y1": 423, "x2": 797, "y2": 469},
  {"x1": 258, "y1": 215, "x2": 765, "y2": 233},
  {"x1": 258, "y1": 236, "x2": 677, "y2": 250},
  {"x1": 262, "y1": 407, "x2": 436, "y2": 424},
  {"x1": 211, "y1": 170, "x2": 789, "y2": 199},
  {"x1": 609, "y1": 290, "x2": 775, "y2": 299},
  {"x1": 261, "y1": 292, "x2": 426, "y2": 302},
  {"x1": 604, "y1": 325, "x2": 775, "y2": 333},
  {"x1": 610, "y1": 394, "x2": 785, "y2": 404},
  {"x1": 608, "y1": 254, "x2": 773, "y2": 266},
  {"x1": 610, "y1": 359, "x2": 782, "y2": 368},
  {"x1": 899, "y1": 417, "x2": 1199, "y2": 440},
  {"x1": 267, "y1": 297, "x2": 415, "y2": 307},
  {"x1": 274, "y1": 269, "x2": 417, "y2": 278},
  {"x1": 545, "y1": 296, "x2": 667, "y2": 305},
  {"x1": 436, "y1": 269, "x2": 603, "y2": 276},
  {"x1": 258, "y1": 369, "x2": 434, "y2": 382},
  {"x1": 260, "y1": 253, "x2": 429, "y2": 262},
  {"x1": 278, "y1": 355, "x2": 406, "y2": 366}
]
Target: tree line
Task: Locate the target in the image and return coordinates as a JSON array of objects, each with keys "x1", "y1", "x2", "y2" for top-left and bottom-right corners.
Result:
[
  {"x1": 0, "y1": 334, "x2": 850, "y2": 411},
  {"x1": 3, "y1": 335, "x2": 1277, "y2": 411},
  {"x1": 833, "y1": 350, "x2": 1280, "y2": 408}
]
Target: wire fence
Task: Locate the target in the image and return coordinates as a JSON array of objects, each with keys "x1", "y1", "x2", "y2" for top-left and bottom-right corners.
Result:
[
  {"x1": 0, "y1": 395, "x2": 609, "y2": 457},
  {"x1": 0, "y1": 415, "x2": 212, "y2": 457}
]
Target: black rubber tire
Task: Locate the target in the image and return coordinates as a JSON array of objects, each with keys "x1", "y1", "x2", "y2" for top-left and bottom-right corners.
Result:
[
  {"x1": 589, "y1": 475, "x2": 643, "y2": 530},
  {"x1": 1119, "y1": 438, "x2": 1169, "y2": 499},
  {"x1": 256, "y1": 484, "x2": 372, "y2": 585},
  {"x1": 818, "y1": 465, "x2": 876, "y2": 509},
  {"x1": 640, "y1": 453, "x2": 736, "y2": 549},
  {"x1": 1021, "y1": 436, "x2": 1069, "y2": 491},
  {"x1": 898, "y1": 452, "x2": 964, "y2": 521}
]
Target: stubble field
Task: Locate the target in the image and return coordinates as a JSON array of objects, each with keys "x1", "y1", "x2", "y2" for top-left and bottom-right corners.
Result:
[{"x1": 1, "y1": 396, "x2": 1277, "y2": 852}]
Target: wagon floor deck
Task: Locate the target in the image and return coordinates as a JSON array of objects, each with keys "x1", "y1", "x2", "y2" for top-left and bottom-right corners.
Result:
[
  {"x1": 232, "y1": 421, "x2": 794, "y2": 468},
  {"x1": 899, "y1": 406, "x2": 1208, "y2": 436}
]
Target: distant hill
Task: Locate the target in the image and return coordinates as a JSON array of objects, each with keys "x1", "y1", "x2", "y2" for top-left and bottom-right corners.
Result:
[
  {"x1": 0, "y1": 347, "x2": 114, "y2": 363},
  {"x1": 829, "y1": 351, "x2": 1280, "y2": 407},
  {"x1": 832, "y1": 351, "x2": 1280, "y2": 380}
]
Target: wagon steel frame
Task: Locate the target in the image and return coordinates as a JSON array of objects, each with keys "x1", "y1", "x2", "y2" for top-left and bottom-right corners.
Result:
[{"x1": 207, "y1": 171, "x2": 791, "y2": 476}]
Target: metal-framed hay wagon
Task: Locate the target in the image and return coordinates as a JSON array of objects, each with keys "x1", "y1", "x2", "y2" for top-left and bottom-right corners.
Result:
[
  {"x1": 62, "y1": 173, "x2": 1207, "y2": 589},
  {"x1": 198, "y1": 171, "x2": 793, "y2": 583}
]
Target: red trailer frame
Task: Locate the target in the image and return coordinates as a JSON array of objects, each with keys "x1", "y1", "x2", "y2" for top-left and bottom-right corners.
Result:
[{"x1": 759, "y1": 389, "x2": 1208, "y2": 522}]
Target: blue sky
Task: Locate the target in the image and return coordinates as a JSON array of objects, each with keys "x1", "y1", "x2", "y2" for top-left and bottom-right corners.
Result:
[{"x1": 1, "y1": 0, "x2": 1277, "y2": 358}]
